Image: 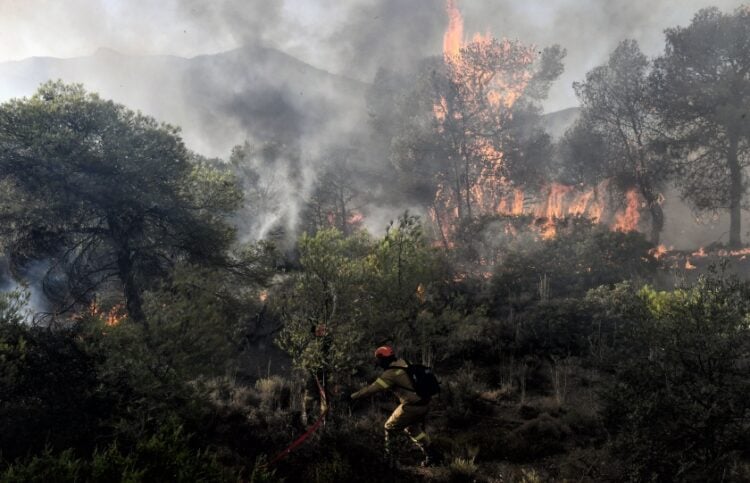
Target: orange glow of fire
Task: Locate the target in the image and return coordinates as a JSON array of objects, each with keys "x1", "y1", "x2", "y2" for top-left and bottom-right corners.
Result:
[
  {"x1": 495, "y1": 182, "x2": 606, "y2": 226},
  {"x1": 613, "y1": 189, "x2": 641, "y2": 232},
  {"x1": 348, "y1": 211, "x2": 365, "y2": 225},
  {"x1": 690, "y1": 246, "x2": 750, "y2": 258},
  {"x1": 432, "y1": 0, "x2": 538, "y2": 243},
  {"x1": 443, "y1": 0, "x2": 464, "y2": 60},
  {"x1": 649, "y1": 244, "x2": 669, "y2": 260},
  {"x1": 692, "y1": 247, "x2": 707, "y2": 258},
  {"x1": 433, "y1": 97, "x2": 448, "y2": 124},
  {"x1": 717, "y1": 247, "x2": 750, "y2": 257},
  {"x1": 325, "y1": 210, "x2": 365, "y2": 231},
  {"x1": 685, "y1": 259, "x2": 697, "y2": 270},
  {"x1": 416, "y1": 284, "x2": 426, "y2": 304},
  {"x1": 88, "y1": 300, "x2": 126, "y2": 326},
  {"x1": 431, "y1": 1, "x2": 643, "y2": 246}
]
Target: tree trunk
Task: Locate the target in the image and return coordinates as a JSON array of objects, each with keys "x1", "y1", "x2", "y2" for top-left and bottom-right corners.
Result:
[
  {"x1": 649, "y1": 203, "x2": 665, "y2": 245},
  {"x1": 728, "y1": 135, "x2": 743, "y2": 248},
  {"x1": 338, "y1": 188, "x2": 348, "y2": 236},
  {"x1": 118, "y1": 250, "x2": 146, "y2": 326},
  {"x1": 464, "y1": 155, "x2": 472, "y2": 220},
  {"x1": 432, "y1": 202, "x2": 451, "y2": 250},
  {"x1": 452, "y1": 160, "x2": 463, "y2": 221},
  {"x1": 640, "y1": 185, "x2": 664, "y2": 245}
]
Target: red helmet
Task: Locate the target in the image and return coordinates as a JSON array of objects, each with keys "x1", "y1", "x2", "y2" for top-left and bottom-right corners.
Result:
[{"x1": 374, "y1": 345, "x2": 395, "y2": 359}]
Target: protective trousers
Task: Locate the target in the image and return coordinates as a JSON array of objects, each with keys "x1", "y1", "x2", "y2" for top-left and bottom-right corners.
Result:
[{"x1": 383, "y1": 403, "x2": 430, "y2": 463}]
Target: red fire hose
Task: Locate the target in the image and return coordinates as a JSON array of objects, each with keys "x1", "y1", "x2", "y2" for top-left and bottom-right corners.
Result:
[{"x1": 264, "y1": 374, "x2": 328, "y2": 467}]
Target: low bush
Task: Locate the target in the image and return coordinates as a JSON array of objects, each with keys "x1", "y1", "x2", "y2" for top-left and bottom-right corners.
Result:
[
  {"x1": 0, "y1": 421, "x2": 236, "y2": 483},
  {"x1": 504, "y1": 413, "x2": 571, "y2": 461},
  {"x1": 601, "y1": 273, "x2": 750, "y2": 481}
]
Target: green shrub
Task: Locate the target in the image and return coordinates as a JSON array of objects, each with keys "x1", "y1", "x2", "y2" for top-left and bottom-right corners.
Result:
[
  {"x1": 491, "y1": 220, "x2": 657, "y2": 307},
  {"x1": 441, "y1": 363, "x2": 494, "y2": 427},
  {"x1": 0, "y1": 313, "x2": 107, "y2": 460},
  {"x1": 448, "y1": 456, "x2": 479, "y2": 483},
  {"x1": 0, "y1": 421, "x2": 236, "y2": 483},
  {"x1": 505, "y1": 413, "x2": 571, "y2": 461},
  {"x1": 303, "y1": 449, "x2": 354, "y2": 483},
  {"x1": 601, "y1": 271, "x2": 750, "y2": 481},
  {"x1": 0, "y1": 448, "x2": 84, "y2": 483}
]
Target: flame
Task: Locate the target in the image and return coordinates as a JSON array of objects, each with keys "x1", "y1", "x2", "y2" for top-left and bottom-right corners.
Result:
[
  {"x1": 259, "y1": 290, "x2": 268, "y2": 303},
  {"x1": 324, "y1": 210, "x2": 365, "y2": 231},
  {"x1": 649, "y1": 244, "x2": 669, "y2": 260},
  {"x1": 416, "y1": 284, "x2": 426, "y2": 304},
  {"x1": 637, "y1": 246, "x2": 750, "y2": 272},
  {"x1": 432, "y1": 0, "x2": 538, "y2": 243},
  {"x1": 512, "y1": 189, "x2": 525, "y2": 215},
  {"x1": 497, "y1": 183, "x2": 605, "y2": 226},
  {"x1": 689, "y1": 246, "x2": 750, "y2": 258},
  {"x1": 348, "y1": 211, "x2": 365, "y2": 225},
  {"x1": 728, "y1": 247, "x2": 750, "y2": 257},
  {"x1": 536, "y1": 183, "x2": 573, "y2": 219},
  {"x1": 717, "y1": 247, "x2": 750, "y2": 257},
  {"x1": 443, "y1": 0, "x2": 464, "y2": 60},
  {"x1": 433, "y1": 97, "x2": 448, "y2": 124},
  {"x1": 430, "y1": 1, "x2": 640, "y2": 246},
  {"x1": 88, "y1": 300, "x2": 126, "y2": 326},
  {"x1": 613, "y1": 189, "x2": 641, "y2": 232}
]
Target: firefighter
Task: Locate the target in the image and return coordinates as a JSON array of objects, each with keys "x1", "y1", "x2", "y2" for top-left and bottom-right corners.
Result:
[{"x1": 349, "y1": 345, "x2": 437, "y2": 467}]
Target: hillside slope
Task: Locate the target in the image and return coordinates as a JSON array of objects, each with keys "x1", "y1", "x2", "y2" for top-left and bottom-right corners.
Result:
[{"x1": 0, "y1": 44, "x2": 368, "y2": 156}]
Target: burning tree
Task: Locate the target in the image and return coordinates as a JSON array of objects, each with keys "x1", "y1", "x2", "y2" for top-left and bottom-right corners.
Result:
[
  {"x1": 385, "y1": 0, "x2": 564, "y2": 247},
  {"x1": 302, "y1": 146, "x2": 367, "y2": 236},
  {"x1": 652, "y1": 7, "x2": 750, "y2": 247},
  {"x1": 432, "y1": 3, "x2": 565, "y2": 236},
  {"x1": 432, "y1": 35, "x2": 535, "y2": 224},
  {"x1": 562, "y1": 40, "x2": 671, "y2": 244}
]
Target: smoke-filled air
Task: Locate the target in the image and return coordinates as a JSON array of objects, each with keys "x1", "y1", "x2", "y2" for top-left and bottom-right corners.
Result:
[{"x1": 2, "y1": 1, "x2": 750, "y2": 481}]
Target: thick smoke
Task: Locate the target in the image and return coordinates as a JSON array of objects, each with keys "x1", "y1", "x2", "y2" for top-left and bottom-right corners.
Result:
[
  {"x1": 176, "y1": 0, "x2": 285, "y2": 45},
  {"x1": 458, "y1": 0, "x2": 747, "y2": 111},
  {"x1": 0, "y1": 0, "x2": 295, "y2": 62},
  {"x1": 1, "y1": 0, "x2": 747, "y2": 109},
  {"x1": 329, "y1": 0, "x2": 446, "y2": 81},
  {"x1": 1, "y1": 0, "x2": 749, "y2": 249}
]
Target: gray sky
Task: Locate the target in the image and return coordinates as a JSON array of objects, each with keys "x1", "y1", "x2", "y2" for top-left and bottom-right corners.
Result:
[{"x1": 0, "y1": 0, "x2": 746, "y2": 110}]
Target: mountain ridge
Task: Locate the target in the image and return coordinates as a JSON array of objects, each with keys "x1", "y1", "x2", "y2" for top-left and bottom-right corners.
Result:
[
  {"x1": 0, "y1": 44, "x2": 369, "y2": 157},
  {"x1": 0, "y1": 46, "x2": 578, "y2": 156}
]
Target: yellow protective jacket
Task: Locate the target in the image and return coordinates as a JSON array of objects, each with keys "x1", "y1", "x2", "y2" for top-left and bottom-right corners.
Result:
[{"x1": 351, "y1": 358, "x2": 423, "y2": 405}]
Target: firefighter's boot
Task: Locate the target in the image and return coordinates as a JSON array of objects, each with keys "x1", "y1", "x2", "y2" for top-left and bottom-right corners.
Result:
[{"x1": 384, "y1": 429, "x2": 398, "y2": 469}]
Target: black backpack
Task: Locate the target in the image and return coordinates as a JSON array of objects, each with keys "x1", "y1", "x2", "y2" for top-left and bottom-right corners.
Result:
[{"x1": 404, "y1": 362, "x2": 441, "y2": 399}]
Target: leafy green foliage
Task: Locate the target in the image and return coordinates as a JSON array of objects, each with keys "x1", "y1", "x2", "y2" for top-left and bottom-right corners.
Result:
[
  {"x1": 276, "y1": 214, "x2": 445, "y2": 372},
  {"x1": 140, "y1": 253, "x2": 274, "y2": 379},
  {"x1": 0, "y1": 422, "x2": 235, "y2": 483},
  {"x1": 601, "y1": 271, "x2": 750, "y2": 481},
  {"x1": 0, "y1": 81, "x2": 240, "y2": 320},
  {"x1": 491, "y1": 219, "x2": 657, "y2": 307},
  {"x1": 0, "y1": 304, "x2": 106, "y2": 460},
  {"x1": 275, "y1": 228, "x2": 371, "y2": 373},
  {"x1": 652, "y1": 7, "x2": 750, "y2": 246},
  {"x1": 0, "y1": 289, "x2": 28, "y2": 325},
  {"x1": 563, "y1": 39, "x2": 670, "y2": 243}
]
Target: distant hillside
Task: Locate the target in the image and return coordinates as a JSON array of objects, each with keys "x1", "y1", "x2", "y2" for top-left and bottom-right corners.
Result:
[
  {"x1": 0, "y1": 44, "x2": 368, "y2": 157},
  {"x1": 541, "y1": 106, "x2": 580, "y2": 139}
]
